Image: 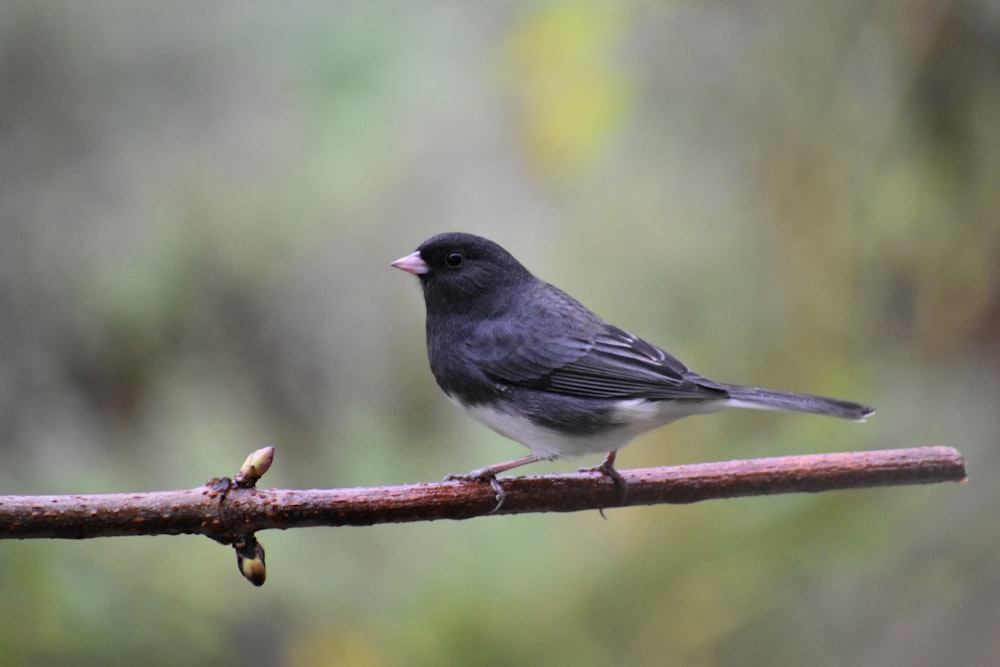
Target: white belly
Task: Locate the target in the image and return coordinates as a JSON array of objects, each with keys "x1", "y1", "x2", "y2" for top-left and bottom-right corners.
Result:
[{"x1": 455, "y1": 397, "x2": 731, "y2": 460}]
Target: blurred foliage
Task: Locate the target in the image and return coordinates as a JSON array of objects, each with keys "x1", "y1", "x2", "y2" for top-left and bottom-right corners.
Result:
[{"x1": 1, "y1": 1, "x2": 998, "y2": 666}]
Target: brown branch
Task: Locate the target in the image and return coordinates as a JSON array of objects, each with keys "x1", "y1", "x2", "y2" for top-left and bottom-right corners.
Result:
[
  {"x1": 0, "y1": 446, "x2": 967, "y2": 585},
  {"x1": 0, "y1": 446, "x2": 966, "y2": 536}
]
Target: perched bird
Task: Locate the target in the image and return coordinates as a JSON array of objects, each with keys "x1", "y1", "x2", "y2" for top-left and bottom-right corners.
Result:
[{"x1": 392, "y1": 232, "x2": 873, "y2": 508}]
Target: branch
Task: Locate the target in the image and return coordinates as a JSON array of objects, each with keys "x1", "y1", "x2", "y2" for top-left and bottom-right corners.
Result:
[{"x1": 0, "y1": 446, "x2": 967, "y2": 586}]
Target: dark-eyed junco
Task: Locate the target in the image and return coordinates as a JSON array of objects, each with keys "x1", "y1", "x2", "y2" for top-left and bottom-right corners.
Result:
[{"x1": 392, "y1": 232, "x2": 873, "y2": 508}]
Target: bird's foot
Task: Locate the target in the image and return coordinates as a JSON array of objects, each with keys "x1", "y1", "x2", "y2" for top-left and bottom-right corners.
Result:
[
  {"x1": 443, "y1": 455, "x2": 544, "y2": 514},
  {"x1": 444, "y1": 469, "x2": 507, "y2": 513},
  {"x1": 577, "y1": 450, "x2": 628, "y2": 518}
]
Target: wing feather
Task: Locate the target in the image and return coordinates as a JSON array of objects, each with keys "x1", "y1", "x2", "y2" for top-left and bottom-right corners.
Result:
[{"x1": 469, "y1": 319, "x2": 728, "y2": 401}]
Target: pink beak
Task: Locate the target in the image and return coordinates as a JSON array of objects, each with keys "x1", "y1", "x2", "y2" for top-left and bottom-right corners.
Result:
[{"x1": 391, "y1": 251, "x2": 429, "y2": 275}]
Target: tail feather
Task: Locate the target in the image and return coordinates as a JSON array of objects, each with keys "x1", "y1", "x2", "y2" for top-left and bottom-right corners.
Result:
[{"x1": 722, "y1": 385, "x2": 874, "y2": 422}]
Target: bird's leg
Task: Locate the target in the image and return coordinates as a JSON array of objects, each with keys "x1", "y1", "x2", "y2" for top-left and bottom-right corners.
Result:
[
  {"x1": 445, "y1": 454, "x2": 544, "y2": 513},
  {"x1": 578, "y1": 450, "x2": 628, "y2": 513}
]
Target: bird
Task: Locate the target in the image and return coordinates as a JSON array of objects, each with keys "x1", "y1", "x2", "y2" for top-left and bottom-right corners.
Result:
[{"x1": 392, "y1": 232, "x2": 873, "y2": 510}]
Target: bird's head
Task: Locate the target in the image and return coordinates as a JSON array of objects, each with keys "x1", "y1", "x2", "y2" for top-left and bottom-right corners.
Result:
[{"x1": 391, "y1": 232, "x2": 534, "y2": 316}]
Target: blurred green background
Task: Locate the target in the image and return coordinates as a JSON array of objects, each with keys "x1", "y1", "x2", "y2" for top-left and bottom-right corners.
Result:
[{"x1": 1, "y1": 1, "x2": 998, "y2": 665}]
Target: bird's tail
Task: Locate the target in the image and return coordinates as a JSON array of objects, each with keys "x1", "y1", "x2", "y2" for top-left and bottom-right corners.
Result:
[{"x1": 722, "y1": 385, "x2": 874, "y2": 422}]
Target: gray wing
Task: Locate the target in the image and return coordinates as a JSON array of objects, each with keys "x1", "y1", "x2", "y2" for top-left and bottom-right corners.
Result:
[{"x1": 468, "y1": 318, "x2": 729, "y2": 401}]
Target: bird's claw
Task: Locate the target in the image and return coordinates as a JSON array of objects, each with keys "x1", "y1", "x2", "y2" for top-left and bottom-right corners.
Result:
[
  {"x1": 444, "y1": 469, "x2": 507, "y2": 513},
  {"x1": 578, "y1": 455, "x2": 628, "y2": 519}
]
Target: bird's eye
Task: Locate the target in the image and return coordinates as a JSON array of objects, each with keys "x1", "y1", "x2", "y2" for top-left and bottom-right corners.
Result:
[{"x1": 445, "y1": 252, "x2": 464, "y2": 268}]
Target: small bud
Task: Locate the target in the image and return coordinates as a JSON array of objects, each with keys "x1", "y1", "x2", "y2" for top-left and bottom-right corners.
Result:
[
  {"x1": 239, "y1": 554, "x2": 267, "y2": 587},
  {"x1": 234, "y1": 447, "x2": 275, "y2": 488},
  {"x1": 235, "y1": 535, "x2": 267, "y2": 587}
]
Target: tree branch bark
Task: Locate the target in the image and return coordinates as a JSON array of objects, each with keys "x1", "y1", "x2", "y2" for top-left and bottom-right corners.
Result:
[
  {"x1": 0, "y1": 445, "x2": 966, "y2": 538},
  {"x1": 0, "y1": 446, "x2": 966, "y2": 585}
]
